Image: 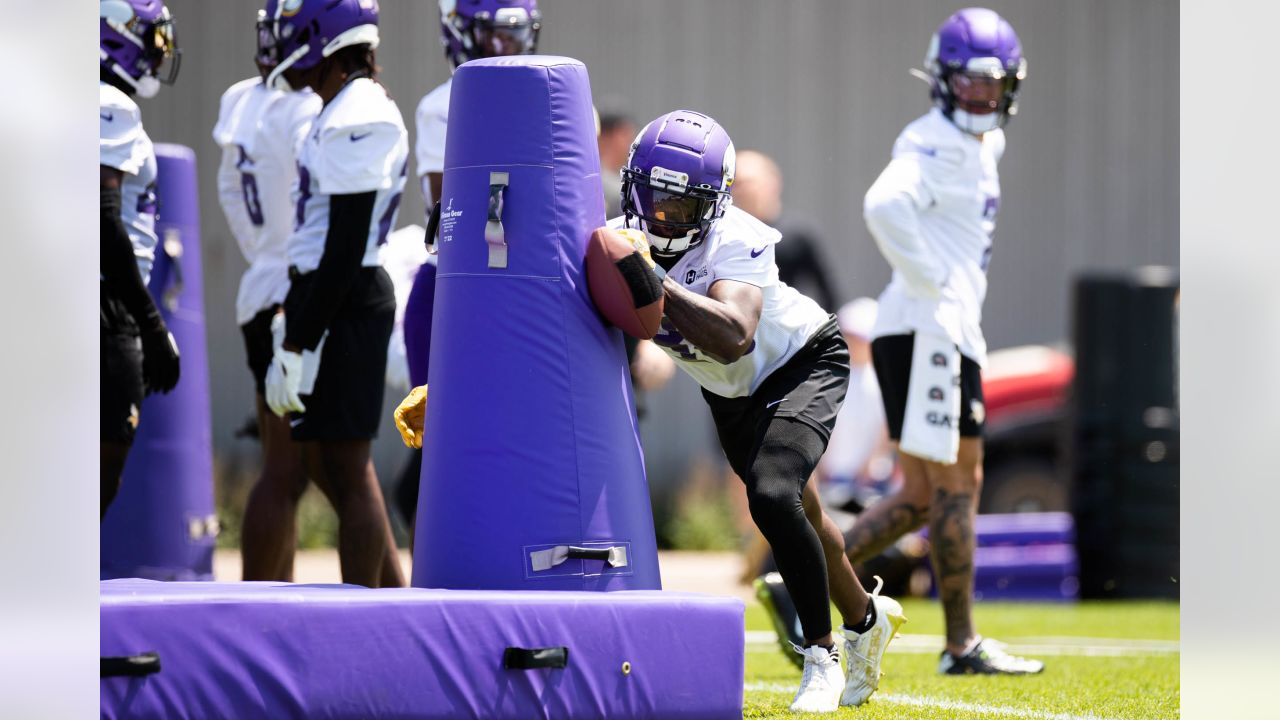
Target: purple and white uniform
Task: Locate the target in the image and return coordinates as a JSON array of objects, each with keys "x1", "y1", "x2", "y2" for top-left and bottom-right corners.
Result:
[
  {"x1": 213, "y1": 77, "x2": 320, "y2": 325},
  {"x1": 609, "y1": 206, "x2": 829, "y2": 398}
]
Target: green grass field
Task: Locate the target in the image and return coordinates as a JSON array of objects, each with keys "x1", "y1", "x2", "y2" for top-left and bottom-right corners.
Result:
[{"x1": 742, "y1": 598, "x2": 1179, "y2": 719}]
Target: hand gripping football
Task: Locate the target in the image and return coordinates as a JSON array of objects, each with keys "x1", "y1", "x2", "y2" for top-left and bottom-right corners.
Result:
[{"x1": 585, "y1": 227, "x2": 664, "y2": 339}]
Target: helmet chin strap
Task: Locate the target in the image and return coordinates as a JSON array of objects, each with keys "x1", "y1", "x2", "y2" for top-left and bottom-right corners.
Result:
[
  {"x1": 266, "y1": 45, "x2": 309, "y2": 92},
  {"x1": 101, "y1": 49, "x2": 159, "y2": 98}
]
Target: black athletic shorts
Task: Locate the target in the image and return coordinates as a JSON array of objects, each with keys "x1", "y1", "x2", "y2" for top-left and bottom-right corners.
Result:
[
  {"x1": 871, "y1": 332, "x2": 984, "y2": 440},
  {"x1": 101, "y1": 291, "x2": 144, "y2": 445},
  {"x1": 702, "y1": 316, "x2": 849, "y2": 477},
  {"x1": 240, "y1": 305, "x2": 280, "y2": 396},
  {"x1": 284, "y1": 266, "x2": 395, "y2": 442}
]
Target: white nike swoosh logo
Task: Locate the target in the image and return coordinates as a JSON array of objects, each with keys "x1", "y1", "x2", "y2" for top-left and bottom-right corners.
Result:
[
  {"x1": 290, "y1": 417, "x2": 304, "y2": 427},
  {"x1": 767, "y1": 398, "x2": 785, "y2": 408}
]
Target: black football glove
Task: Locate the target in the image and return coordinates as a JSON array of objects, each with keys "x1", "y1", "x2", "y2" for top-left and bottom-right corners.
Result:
[{"x1": 140, "y1": 325, "x2": 181, "y2": 394}]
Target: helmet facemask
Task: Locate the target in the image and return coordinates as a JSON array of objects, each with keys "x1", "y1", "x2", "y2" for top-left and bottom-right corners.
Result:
[
  {"x1": 942, "y1": 57, "x2": 1023, "y2": 134},
  {"x1": 621, "y1": 165, "x2": 726, "y2": 258},
  {"x1": 100, "y1": 4, "x2": 181, "y2": 98}
]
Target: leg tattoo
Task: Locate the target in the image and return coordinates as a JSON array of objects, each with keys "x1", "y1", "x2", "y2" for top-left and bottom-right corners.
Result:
[
  {"x1": 930, "y1": 487, "x2": 976, "y2": 648},
  {"x1": 844, "y1": 497, "x2": 928, "y2": 566}
]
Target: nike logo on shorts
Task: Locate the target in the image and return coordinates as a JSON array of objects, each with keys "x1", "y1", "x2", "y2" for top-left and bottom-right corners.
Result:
[
  {"x1": 750, "y1": 246, "x2": 767, "y2": 258},
  {"x1": 766, "y1": 398, "x2": 786, "y2": 408},
  {"x1": 350, "y1": 131, "x2": 372, "y2": 142}
]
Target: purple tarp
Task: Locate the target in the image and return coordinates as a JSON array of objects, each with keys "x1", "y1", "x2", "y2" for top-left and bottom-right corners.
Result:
[
  {"x1": 413, "y1": 56, "x2": 660, "y2": 591},
  {"x1": 101, "y1": 580, "x2": 745, "y2": 719}
]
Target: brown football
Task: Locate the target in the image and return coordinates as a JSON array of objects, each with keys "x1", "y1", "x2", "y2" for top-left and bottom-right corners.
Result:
[{"x1": 585, "y1": 227, "x2": 664, "y2": 339}]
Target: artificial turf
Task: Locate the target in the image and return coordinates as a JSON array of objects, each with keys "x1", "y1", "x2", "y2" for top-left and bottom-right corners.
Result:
[{"x1": 742, "y1": 598, "x2": 1179, "y2": 719}]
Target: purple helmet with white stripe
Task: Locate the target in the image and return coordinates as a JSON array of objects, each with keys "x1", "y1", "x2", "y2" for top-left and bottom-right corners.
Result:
[
  {"x1": 100, "y1": 0, "x2": 180, "y2": 99},
  {"x1": 263, "y1": 0, "x2": 380, "y2": 92},
  {"x1": 921, "y1": 8, "x2": 1027, "y2": 134},
  {"x1": 620, "y1": 110, "x2": 737, "y2": 258},
  {"x1": 439, "y1": 0, "x2": 541, "y2": 70}
]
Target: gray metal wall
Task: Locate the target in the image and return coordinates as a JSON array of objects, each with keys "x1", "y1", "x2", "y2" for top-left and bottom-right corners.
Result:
[{"x1": 144, "y1": 1, "x2": 1178, "y2": 498}]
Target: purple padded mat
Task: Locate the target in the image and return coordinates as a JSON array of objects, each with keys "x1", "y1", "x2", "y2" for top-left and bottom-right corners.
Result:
[{"x1": 101, "y1": 580, "x2": 744, "y2": 719}]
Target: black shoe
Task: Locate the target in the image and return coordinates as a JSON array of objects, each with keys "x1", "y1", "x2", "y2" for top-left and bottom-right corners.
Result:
[
  {"x1": 753, "y1": 572, "x2": 806, "y2": 670},
  {"x1": 938, "y1": 636, "x2": 1045, "y2": 675}
]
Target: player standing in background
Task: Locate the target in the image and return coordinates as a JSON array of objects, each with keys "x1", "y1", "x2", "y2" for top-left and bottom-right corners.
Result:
[
  {"x1": 261, "y1": 0, "x2": 408, "y2": 588},
  {"x1": 598, "y1": 110, "x2": 637, "y2": 220},
  {"x1": 212, "y1": 10, "x2": 321, "y2": 581},
  {"x1": 615, "y1": 110, "x2": 904, "y2": 713},
  {"x1": 418, "y1": 0, "x2": 541, "y2": 208},
  {"x1": 862, "y1": 8, "x2": 1042, "y2": 674},
  {"x1": 732, "y1": 149, "x2": 839, "y2": 313},
  {"x1": 100, "y1": 0, "x2": 181, "y2": 519}
]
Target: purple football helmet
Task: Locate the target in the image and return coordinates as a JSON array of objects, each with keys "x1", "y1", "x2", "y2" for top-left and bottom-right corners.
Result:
[
  {"x1": 921, "y1": 7, "x2": 1026, "y2": 134},
  {"x1": 621, "y1": 110, "x2": 736, "y2": 258},
  {"x1": 439, "y1": 0, "x2": 541, "y2": 70},
  {"x1": 100, "y1": 0, "x2": 180, "y2": 99},
  {"x1": 263, "y1": 0, "x2": 380, "y2": 92}
]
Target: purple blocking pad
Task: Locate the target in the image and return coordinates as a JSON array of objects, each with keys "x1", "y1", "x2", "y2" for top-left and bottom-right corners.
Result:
[
  {"x1": 101, "y1": 144, "x2": 216, "y2": 581},
  {"x1": 101, "y1": 580, "x2": 745, "y2": 719},
  {"x1": 414, "y1": 56, "x2": 660, "y2": 591}
]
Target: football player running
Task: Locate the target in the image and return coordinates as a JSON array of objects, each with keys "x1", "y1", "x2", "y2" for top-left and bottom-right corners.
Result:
[
  {"x1": 261, "y1": 0, "x2": 408, "y2": 588},
  {"x1": 866, "y1": 8, "x2": 1049, "y2": 676},
  {"x1": 212, "y1": 11, "x2": 322, "y2": 581},
  {"x1": 99, "y1": 0, "x2": 181, "y2": 520},
  {"x1": 617, "y1": 110, "x2": 905, "y2": 713}
]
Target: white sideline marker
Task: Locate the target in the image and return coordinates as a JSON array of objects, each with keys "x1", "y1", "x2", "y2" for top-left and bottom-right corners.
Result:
[{"x1": 743, "y1": 683, "x2": 1154, "y2": 720}]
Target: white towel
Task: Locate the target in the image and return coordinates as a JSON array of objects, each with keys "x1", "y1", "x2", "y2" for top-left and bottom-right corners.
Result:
[{"x1": 899, "y1": 331, "x2": 961, "y2": 464}]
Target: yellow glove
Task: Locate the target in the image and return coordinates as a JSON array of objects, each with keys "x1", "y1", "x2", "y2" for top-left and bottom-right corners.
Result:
[
  {"x1": 616, "y1": 228, "x2": 657, "y2": 270},
  {"x1": 393, "y1": 384, "x2": 428, "y2": 449}
]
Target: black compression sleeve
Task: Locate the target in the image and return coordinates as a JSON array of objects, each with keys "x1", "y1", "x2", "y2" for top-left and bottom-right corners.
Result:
[
  {"x1": 101, "y1": 184, "x2": 164, "y2": 334},
  {"x1": 284, "y1": 191, "x2": 378, "y2": 351}
]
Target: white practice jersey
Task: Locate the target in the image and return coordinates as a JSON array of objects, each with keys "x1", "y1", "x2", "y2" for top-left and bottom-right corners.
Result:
[
  {"x1": 100, "y1": 82, "x2": 158, "y2": 285},
  {"x1": 609, "y1": 206, "x2": 830, "y2": 398},
  {"x1": 414, "y1": 78, "x2": 451, "y2": 208},
  {"x1": 863, "y1": 107, "x2": 1005, "y2": 366},
  {"x1": 212, "y1": 77, "x2": 321, "y2": 324},
  {"x1": 289, "y1": 78, "x2": 409, "y2": 274}
]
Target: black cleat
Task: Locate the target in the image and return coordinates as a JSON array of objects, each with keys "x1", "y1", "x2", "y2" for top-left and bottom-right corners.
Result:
[
  {"x1": 939, "y1": 636, "x2": 1045, "y2": 675},
  {"x1": 753, "y1": 571, "x2": 806, "y2": 670}
]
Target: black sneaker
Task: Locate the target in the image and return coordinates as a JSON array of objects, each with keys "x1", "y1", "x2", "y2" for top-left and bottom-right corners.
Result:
[
  {"x1": 753, "y1": 572, "x2": 806, "y2": 670},
  {"x1": 939, "y1": 636, "x2": 1045, "y2": 675}
]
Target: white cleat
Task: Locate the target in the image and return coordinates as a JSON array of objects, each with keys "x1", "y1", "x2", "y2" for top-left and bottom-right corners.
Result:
[
  {"x1": 788, "y1": 643, "x2": 843, "y2": 714},
  {"x1": 840, "y1": 576, "x2": 907, "y2": 707}
]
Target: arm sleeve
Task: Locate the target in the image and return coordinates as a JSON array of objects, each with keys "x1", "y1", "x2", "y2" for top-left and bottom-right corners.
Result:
[
  {"x1": 283, "y1": 191, "x2": 377, "y2": 351},
  {"x1": 101, "y1": 184, "x2": 165, "y2": 334},
  {"x1": 863, "y1": 154, "x2": 946, "y2": 300}
]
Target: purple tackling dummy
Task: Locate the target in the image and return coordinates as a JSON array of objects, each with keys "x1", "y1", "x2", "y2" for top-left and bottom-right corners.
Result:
[
  {"x1": 101, "y1": 144, "x2": 216, "y2": 580},
  {"x1": 413, "y1": 56, "x2": 661, "y2": 591}
]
